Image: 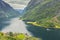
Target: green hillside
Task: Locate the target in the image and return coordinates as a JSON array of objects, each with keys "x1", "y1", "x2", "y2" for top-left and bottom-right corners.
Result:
[{"x1": 22, "y1": 0, "x2": 60, "y2": 28}]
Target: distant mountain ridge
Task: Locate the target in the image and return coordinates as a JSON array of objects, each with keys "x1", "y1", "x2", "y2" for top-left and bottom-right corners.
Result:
[{"x1": 16, "y1": 9, "x2": 23, "y2": 15}]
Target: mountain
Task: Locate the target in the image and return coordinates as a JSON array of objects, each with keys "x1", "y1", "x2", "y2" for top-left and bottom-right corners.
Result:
[
  {"x1": 25, "y1": 0, "x2": 44, "y2": 10},
  {"x1": 22, "y1": 0, "x2": 60, "y2": 28},
  {"x1": 0, "y1": 0, "x2": 20, "y2": 30},
  {"x1": 0, "y1": 0, "x2": 20, "y2": 19},
  {"x1": 0, "y1": 0, "x2": 20, "y2": 23},
  {"x1": 16, "y1": 9, "x2": 23, "y2": 15}
]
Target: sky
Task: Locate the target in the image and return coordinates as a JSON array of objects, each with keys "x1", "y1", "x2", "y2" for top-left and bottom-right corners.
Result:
[{"x1": 3, "y1": 0, "x2": 30, "y2": 9}]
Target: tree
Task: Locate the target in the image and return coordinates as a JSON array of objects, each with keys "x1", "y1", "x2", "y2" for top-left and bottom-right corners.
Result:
[
  {"x1": 8, "y1": 32, "x2": 13, "y2": 36},
  {"x1": 48, "y1": 22, "x2": 55, "y2": 28}
]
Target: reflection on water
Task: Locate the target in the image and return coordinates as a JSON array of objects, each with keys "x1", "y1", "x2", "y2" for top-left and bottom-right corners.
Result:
[
  {"x1": 1, "y1": 17, "x2": 60, "y2": 40},
  {"x1": 1, "y1": 18, "x2": 31, "y2": 36},
  {"x1": 26, "y1": 24, "x2": 60, "y2": 40},
  {"x1": 0, "y1": 18, "x2": 10, "y2": 30}
]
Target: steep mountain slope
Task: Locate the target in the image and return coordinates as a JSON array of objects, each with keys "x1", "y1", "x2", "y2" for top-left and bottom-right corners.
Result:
[
  {"x1": 22, "y1": 0, "x2": 60, "y2": 28},
  {"x1": 25, "y1": 0, "x2": 47, "y2": 10},
  {"x1": 0, "y1": 0, "x2": 20, "y2": 19},
  {"x1": 0, "y1": 0, "x2": 20, "y2": 30}
]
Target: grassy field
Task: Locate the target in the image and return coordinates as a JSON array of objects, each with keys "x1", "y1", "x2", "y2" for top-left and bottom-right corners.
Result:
[{"x1": 27, "y1": 21, "x2": 60, "y2": 28}]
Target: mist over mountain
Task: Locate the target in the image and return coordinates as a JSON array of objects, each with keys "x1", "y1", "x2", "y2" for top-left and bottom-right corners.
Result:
[
  {"x1": 3, "y1": 0, "x2": 30, "y2": 9},
  {"x1": 16, "y1": 9, "x2": 23, "y2": 14}
]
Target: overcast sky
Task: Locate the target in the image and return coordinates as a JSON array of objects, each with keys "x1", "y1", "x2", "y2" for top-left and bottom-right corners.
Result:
[{"x1": 3, "y1": 0, "x2": 30, "y2": 9}]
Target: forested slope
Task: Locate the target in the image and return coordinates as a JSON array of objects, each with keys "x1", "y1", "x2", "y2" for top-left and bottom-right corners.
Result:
[{"x1": 22, "y1": 0, "x2": 60, "y2": 28}]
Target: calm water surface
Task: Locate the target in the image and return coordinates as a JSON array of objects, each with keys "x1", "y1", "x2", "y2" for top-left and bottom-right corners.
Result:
[
  {"x1": 1, "y1": 17, "x2": 60, "y2": 40},
  {"x1": 1, "y1": 17, "x2": 31, "y2": 35}
]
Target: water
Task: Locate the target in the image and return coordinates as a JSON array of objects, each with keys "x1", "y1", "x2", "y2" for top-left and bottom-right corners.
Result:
[
  {"x1": 1, "y1": 17, "x2": 60, "y2": 40},
  {"x1": 26, "y1": 24, "x2": 60, "y2": 40},
  {"x1": 1, "y1": 17, "x2": 31, "y2": 35}
]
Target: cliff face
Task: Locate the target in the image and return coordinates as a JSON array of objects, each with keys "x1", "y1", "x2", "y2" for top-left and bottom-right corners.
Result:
[{"x1": 22, "y1": 0, "x2": 60, "y2": 28}]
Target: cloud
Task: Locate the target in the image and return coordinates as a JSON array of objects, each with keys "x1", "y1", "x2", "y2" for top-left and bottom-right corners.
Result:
[
  {"x1": 9, "y1": 3, "x2": 26, "y2": 9},
  {"x1": 3, "y1": 0, "x2": 30, "y2": 9}
]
